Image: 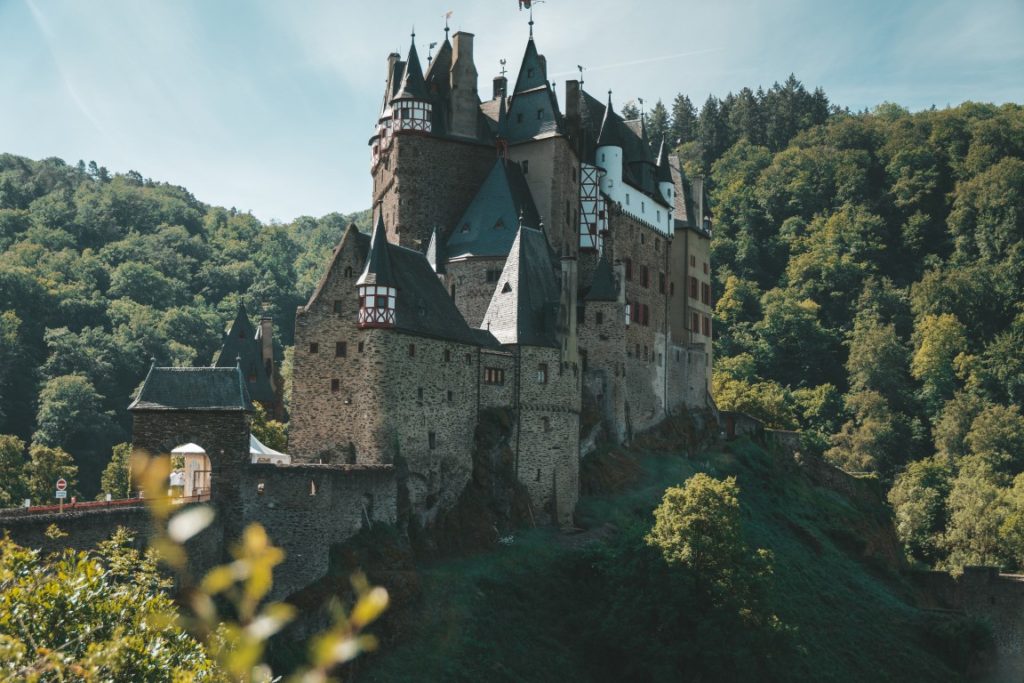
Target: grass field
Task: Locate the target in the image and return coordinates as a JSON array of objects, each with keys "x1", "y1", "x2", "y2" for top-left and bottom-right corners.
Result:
[{"x1": 356, "y1": 438, "x2": 973, "y2": 682}]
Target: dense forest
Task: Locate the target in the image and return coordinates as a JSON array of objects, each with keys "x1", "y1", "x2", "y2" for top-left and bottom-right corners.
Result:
[{"x1": 1, "y1": 76, "x2": 1022, "y2": 574}]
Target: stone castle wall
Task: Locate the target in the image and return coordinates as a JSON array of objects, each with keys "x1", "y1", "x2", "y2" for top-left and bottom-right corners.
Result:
[
  {"x1": 240, "y1": 463, "x2": 396, "y2": 600},
  {"x1": 514, "y1": 344, "x2": 580, "y2": 527},
  {"x1": 377, "y1": 331, "x2": 480, "y2": 525},
  {"x1": 578, "y1": 299, "x2": 628, "y2": 441},
  {"x1": 290, "y1": 233, "x2": 387, "y2": 464},
  {"x1": 603, "y1": 207, "x2": 673, "y2": 435},
  {"x1": 373, "y1": 134, "x2": 497, "y2": 250},
  {"x1": 445, "y1": 257, "x2": 507, "y2": 329}
]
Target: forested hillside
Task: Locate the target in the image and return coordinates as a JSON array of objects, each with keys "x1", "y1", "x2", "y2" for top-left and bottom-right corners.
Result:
[
  {"x1": 1, "y1": 76, "x2": 1022, "y2": 576},
  {"x1": 681, "y1": 85, "x2": 1024, "y2": 573},
  {"x1": 0, "y1": 155, "x2": 369, "y2": 497}
]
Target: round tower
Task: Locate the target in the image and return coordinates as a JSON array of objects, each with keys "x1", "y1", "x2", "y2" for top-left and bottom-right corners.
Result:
[
  {"x1": 391, "y1": 32, "x2": 432, "y2": 134},
  {"x1": 596, "y1": 92, "x2": 623, "y2": 193}
]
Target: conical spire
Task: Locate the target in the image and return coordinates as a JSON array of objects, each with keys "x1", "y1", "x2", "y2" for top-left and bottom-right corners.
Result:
[
  {"x1": 597, "y1": 91, "x2": 622, "y2": 148},
  {"x1": 512, "y1": 31, "x2": 546, "y2": 95},
  {"x1": 638, "y1": 113, "x2": 655, "y2": 163},
  {"x1": 357, "y1": 213, "x2": 396, "y2": 287},
  {"x1": 656, "y1": 138, "x2": 673, "y2": 184},
  {"x1": 496, "y1": 90, "x2": 509, "y2": 140},
  {"x1": 426, "y1": 226, "x2": 446, "y2": 274},
  {"x1": 393, "y1": 32, "x2": 428, "y2": 101}
]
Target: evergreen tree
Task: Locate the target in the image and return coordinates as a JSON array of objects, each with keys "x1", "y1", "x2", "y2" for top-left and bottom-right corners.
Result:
[{"x1": 670, "y1": 93, "x2": 698, "y2": 145}]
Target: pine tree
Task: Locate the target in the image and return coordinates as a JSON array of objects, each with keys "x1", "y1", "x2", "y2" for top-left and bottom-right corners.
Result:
[{"x1": 671, "y1": 94, "x2": 697, "y2": 145}]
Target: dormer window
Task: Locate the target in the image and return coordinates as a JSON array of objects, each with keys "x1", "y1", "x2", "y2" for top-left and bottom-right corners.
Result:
[
  {"x1": 537, "y1": 109, "x2": 544, "y2": 120},
  {"x1": 461, "y1": 223, "x2": 470, "y2": 233},
  {"x1": 527, "y1": 68, "x2": 535, "y2": 78}
]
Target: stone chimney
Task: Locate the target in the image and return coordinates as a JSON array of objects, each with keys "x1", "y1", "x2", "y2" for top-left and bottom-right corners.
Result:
[
  {"x1": 449, "y1": 32, "x2": 479, "y2": 138},
  {"x1": 565, "y1": 80, "x2": 580, "y2": 121},
  {"x1": 493, "y1": 74, "x2": 507, "y2": 100},
  {"x1": 384, "y1": 52, "x2": 400, "y2": 99}
]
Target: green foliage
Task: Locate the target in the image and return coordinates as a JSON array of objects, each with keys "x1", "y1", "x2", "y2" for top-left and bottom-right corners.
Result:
[
  {"x1": 0, "y1": 434, "x2": 26, "y2": 506},
  {"x1": 23, "y1": 443, "x2": 78, "y2": 502},
  {"x1": 888, "y1": 456, "x2": 953, "y2": 564},
  {"x1": 0, "y1": 530, "x2": 220, "y2": 681},
  {"x1": 251, "y1": 404, "x2": 288, "y2": 453},
  {"x1": 98, "y1": 442, "x2": 132, "y2": 499}
]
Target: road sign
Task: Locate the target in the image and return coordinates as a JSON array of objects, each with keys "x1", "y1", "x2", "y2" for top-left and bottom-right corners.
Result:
[
  {"x1": 55, "y1": 490, "x2": 67, "y2": 499},
  {"x1": 55, "y1": 478, "x2": 67, "y2": 491}
]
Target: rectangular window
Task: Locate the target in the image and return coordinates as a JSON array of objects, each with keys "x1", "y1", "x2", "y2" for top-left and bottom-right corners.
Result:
[
  {"x1": 537, "y1": 363, "x2": 548, "y2": 384},
  {"x1": 444, "y1": 348, "x2": 451, "y2": 362},
  {"x1": 702, "y1": 283, "x2": 711, "y2": 305},
  {"x1": 309, "y1": 342, "x2": 319, "y2": 354},
  {"x1": 596, "y1": 311, "x2": 604, "y2": 325},
  {"x1": 690, "y1": 276, "x2": 699, "y2": 299},
  {"x1": 522, "y1": 160, "x2": 529, "y2": 174},
  {"x1": 358, "y1": 342, "x2": 365, "y2": 353},
  {"x1": 704, "y1": 261, "x2": 709, "y2": 275},
  {"x1": 641, "y1": 265, "x2": 649, "y2": 288},
  {"x1": 428, "y1": 431, "x2": 436, "y2": 450},
  {"x1": 465, "y1": 353, "x2": 473, "y2": 365},
  {"x1": 331, "y1": 379, "x2": 340, "y2": 393},
  {"x1": 417, "y1": 387, "x2": 423, "y2": 401},
  {"x1": 670, "y1": 282, "x2": 675, "y2": 296},
  {"x1": 484, "y1": 367, "x2": 505, "y2": 385},
  {"x1": 447, "y1": 390, "x2": 453, "y2": 402},
  {"x1": 659, "y1": 272, "x2": 666, "y2": 294},
  {"x1": 692, "y1": 312, "x2": 701, "y2": 334},
  {"x1": 333, "y1": 300, "x2": 343, "y2": 313},
  {"x1": 625, "y1": 193, "x2": 630, "y2": 206},
  {"x1": 486, "y1": 269, "x2": 501, "y2": 283},
  {"x1": 690, "y1": 255, "x2": 696, "y2": 267},
  {"x1": 624, "y1": 258, "x2": 633, "y2": 281},
  {"x1": 408, "y1": 343, "x2": 415, "y2": 357},
  {"x1": 624, "y1": 302, "x2": 631, "y2": 326},
  {"x1": 703, "y1": 316, "x2": 711, "y2": 337},
  {"x1": 335, "y1": 341, "x2": 347, "y2": 358}
]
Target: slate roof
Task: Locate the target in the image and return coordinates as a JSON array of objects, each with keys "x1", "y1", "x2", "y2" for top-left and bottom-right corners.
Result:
[
  {"x1": 343, "y1": 216, "x2": 499, "y2": 347},
  {"x1": 212, "y1": 303, "x2": 276, "y2": 403},
  {"x1": 585, "y1": 256, "x2": 618, "y2": 301},
  {"x1": 481, "y1": 227, "x2": 560, "y2": 348},
  {"x1": 505, "y1": 36, "x2": 564, "y2": 142},
  {"x1": 129, "y1": 365, "x2": 253, "y2": 412},
  {"x1": 596, "y1": 94, "x2": 624, "y2": 148},
  {"x1": 393, "y1": 38, "x2": 428, "y2": 101},
  {"x1": 446, "y1": 159, "x2": 541, "y2": 259},
  {"x1": 656, "y1": 139, "x2": 673, "y2": 185}
]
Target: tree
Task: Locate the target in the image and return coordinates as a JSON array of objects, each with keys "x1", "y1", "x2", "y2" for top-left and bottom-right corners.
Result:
[
  {"x1": 911, "y1": 313, "x2": 968, "y2": 417},
  {"x1": 23, "y1": 443, "x2": 78, "y2": 502},
  {"x1": 646, "y1": 100, "x2": 670, "y2": 151},
  {"x1": 826, "y1": 390, "x2": 915, "y2": 476},
  {"x1": 751, "y1": 289, "x2": 838, "y2": 388},
  {"x1": 620, "y1": 100, "x2": 639, "y2": 120},
  {"x1": 888, "y1": 457, "x2": 953, "y2": 564},
  {"x1": 0, "y1": 434, "x2": 26, "y2": 506},
  {"x1": 251, "y1": 404, "x2": 288, "y2": 453},
  {"x1": 846, "y1": 316, "x2": 911, "y2": 408},
  {"x1": 963, "y1": 404, "x2": 1024, "y2": 478},
  {"x1": 942, "y1": 464, "x2": 1007, "y2": 570},
  {"x1": 647, "y1": 474, "x2": 773, "y2": 601},
  {"x1": 670, "y1": 94, "x2": 697, "y2": 145},
  {"x1": 99, "y1": 441, "x2": 132, "y2": 499}
]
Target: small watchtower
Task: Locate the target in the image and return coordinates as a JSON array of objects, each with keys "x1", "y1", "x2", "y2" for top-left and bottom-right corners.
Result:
[{"x1": 356, "y1": 215, "x2": 398, "y2": 328}]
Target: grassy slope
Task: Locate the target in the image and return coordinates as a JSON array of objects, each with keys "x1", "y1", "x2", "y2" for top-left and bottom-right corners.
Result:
[{"x1": 357, "y1": 439, "x2": 963, "y2": 682}]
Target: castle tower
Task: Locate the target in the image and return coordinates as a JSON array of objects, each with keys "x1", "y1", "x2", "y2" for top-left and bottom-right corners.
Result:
[
  {"x1": 356, "y1": 215, "x2": 398, "y2": 328},
  {"x1": 391, "y1": 32, "x2": 432, "y2": 134}
]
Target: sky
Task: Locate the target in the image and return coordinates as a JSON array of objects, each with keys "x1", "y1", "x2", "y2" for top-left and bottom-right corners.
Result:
[{"x1": 1, "y1": 0, "x2": 1022, "y2": 223}]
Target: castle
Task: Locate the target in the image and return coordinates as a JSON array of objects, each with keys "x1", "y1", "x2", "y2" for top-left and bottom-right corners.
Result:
[
  {"x1": 0, "y1": 18, "x2": 715, "y2": 601},
  {"x1": 286, "y1": 20, "x2": 714, "y2": 529}
]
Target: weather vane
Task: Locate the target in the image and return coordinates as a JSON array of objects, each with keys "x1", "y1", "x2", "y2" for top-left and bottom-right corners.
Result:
[{"x1": 500, "y1": 58, "x2": 507, "y2": 78}]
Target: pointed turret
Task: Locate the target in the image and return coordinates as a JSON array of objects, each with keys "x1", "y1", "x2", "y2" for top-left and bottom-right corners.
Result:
[
  {"x1": 597, "y1": 92, "x2": 624, "y2": 192},
  {"x1": 597, "y1": 92, "x2": 623, "y2": 148},
  {"x1": 212, "y1": 302, "x2": 276, "y2": 403},
  {"x1": 390, "y1": 32, "x2": 433, "y2": 134},
  {"x1": 356, "y1": 215, "x2": 398, "y2": 327},
  {"x1": 426, "y1": 226, "x2": 446, "y2": 275},
  {"x1": 505, "y1": 28, "x2": 562, "y2": 142}
]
